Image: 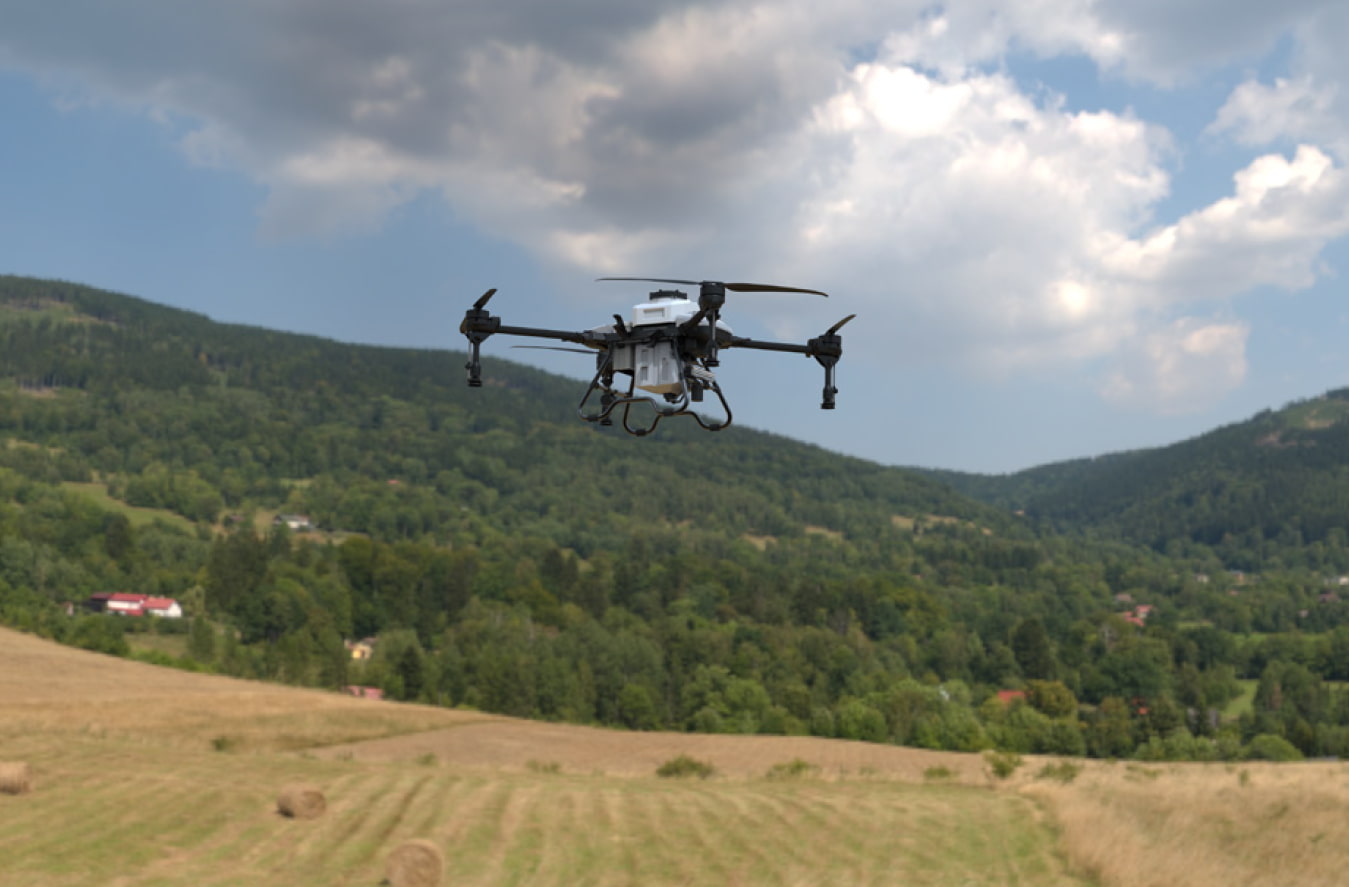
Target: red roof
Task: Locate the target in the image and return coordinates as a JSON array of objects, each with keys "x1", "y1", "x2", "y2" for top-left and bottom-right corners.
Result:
[
  {"x1": 996, "y1": 690, "x2": 1026, "y2": 704},
  {"x1": 143, "y1": 597, "x2": 177, "y2": 610},
  {"x1": 109, "y1": 593, "x2": 148, "y2": 604}
]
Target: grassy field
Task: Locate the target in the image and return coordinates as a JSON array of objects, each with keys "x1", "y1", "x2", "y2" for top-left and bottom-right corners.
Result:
[
  {"x1": 60, "y1": 481, "x2": 196, "y2": 532},
  {"x1": 4, "y1": 627, "x2": 1349, "y2": 885}
]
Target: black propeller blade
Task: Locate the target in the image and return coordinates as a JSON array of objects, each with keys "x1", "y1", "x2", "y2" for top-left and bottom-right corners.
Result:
[
  {"x1": 511, "y1": 345, "x2": 595, "y2": 355},
  {"x1": 472, "y1": 288, "x2": 498, "y2": 310},
  {"x1": 827, "y1": 314, "x2": 857, "y2": 335},
  {"x1": 598, "y1": 278, "x2": 828, "y2": 297}
]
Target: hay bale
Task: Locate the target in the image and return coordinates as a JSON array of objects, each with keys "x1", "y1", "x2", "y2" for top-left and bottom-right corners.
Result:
[
  {"x1": 0, "y1": 762, "x2": 33, "y2": 795},
  {"x1": 386, "y1": 839, "x2": 444, "y2": 887},
  {"x1": 276, "y1": 784, "x2": 325, "y2": 819}
]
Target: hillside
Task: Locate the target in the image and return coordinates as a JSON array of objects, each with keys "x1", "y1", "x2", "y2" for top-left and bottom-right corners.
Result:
[
  {"x1": 7, "y1": 626, "x2": 1349, "y2": 887},
  {"x1": 927, "y1": 391, "x2": 1349, "y2": 570},
  {"x1": 0, "y1": 274, "x2": 1003, "y2": 540},
  {"x1": 8, "y1": 274, "x2": 1349, "y2": 767}
]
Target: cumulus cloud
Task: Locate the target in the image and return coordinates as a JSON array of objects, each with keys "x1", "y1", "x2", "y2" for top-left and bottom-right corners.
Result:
[
  {"x1": 1101, "y1": 318, "x2": 1250, "y2": 413},
  {"x1": 4, "y1": 0, "x2": 1349, "y2": 415}
]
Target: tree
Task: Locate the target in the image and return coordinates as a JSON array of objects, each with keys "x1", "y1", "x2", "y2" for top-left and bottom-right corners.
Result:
[
  {"x1": 1027, "y1": 680, "x2": 1078, "y2": 718},
  {"x1": 203, "y1": 529, "x2": 268, "y2": 617},
  {"x1": 187, "y1": 617, "x2": 216, "y2": 663},
  {"x1": 1011, "y1": 618, "x2": 1057, "y2": 680}
]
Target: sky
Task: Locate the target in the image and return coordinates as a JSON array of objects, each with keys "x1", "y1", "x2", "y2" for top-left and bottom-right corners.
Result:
[{"x1": 3, "y1": 1, "x2": 1349, "y2": 474}]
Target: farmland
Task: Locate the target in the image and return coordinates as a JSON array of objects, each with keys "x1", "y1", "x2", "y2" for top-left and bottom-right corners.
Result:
[
  {"x1": 1, "y1": 627, "x2": 1079, "y2": 885},
  {"x1": 6, "y1": 627, "x2": 1349, "y2": 886}
]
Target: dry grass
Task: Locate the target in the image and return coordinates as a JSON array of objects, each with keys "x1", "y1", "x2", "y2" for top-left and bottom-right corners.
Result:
[
  {"x1": 11, "y1": 625, "x2": 1349, "y2": 886},
  {"x1": 0, "y1": 627, "x2": 1085, "y2": 885},
  {"x1": 1022, "y1": 760, "x2": 1349, "y2": 887},
  {"x1": 310, "y1": 718, "x2": 1000, "y2": 783},
  {"x1": 0, "y1": 627, "x2": 493, "y2": 752}
]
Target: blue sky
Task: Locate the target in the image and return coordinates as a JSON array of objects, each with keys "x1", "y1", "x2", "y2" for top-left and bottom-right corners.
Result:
[{"x1": 3, "y1": 1, "x2": 1349, "y2": 473}]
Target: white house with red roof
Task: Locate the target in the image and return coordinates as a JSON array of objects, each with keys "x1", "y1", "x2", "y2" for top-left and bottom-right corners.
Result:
[
  {"x1": 85, "y1": 592, "x2": 182, "y2": 618},
  {"x1": 143, "y1": 597, "x2": 183, "y2": 619},
  {"x1": 106, "y1": 592, "x2": 148, "y2": 616}
]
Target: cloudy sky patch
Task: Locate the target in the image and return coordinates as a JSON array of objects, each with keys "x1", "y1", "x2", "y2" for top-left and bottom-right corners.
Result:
[{"x1": 3, "y1": 1, "x2": 1349, "y2": 470}]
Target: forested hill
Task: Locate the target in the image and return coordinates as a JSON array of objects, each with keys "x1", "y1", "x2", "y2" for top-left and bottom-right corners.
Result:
[
  {"x1": 927, "y1": 392, "x2": 1349, "y2": 568},
  {"x1": 13, "y1": 273, "x2": 1349, "y2": 764},
  {"x1": 0, "y1": 274, "x2": 999, "y2": 539}
]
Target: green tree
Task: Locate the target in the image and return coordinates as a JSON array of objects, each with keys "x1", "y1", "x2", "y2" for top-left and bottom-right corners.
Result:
[
  {"x1": 1010, "y1": 618, "x2": 1057, "y2": 680},
  {"x1": 187, "y1": 617, "x2": 216, "y2": 663}
]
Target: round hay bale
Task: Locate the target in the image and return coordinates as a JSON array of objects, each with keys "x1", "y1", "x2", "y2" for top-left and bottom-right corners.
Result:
[
  {"x1": 0, "y1": 762, "x2": 33, "y2": 795},
  {"x1": 276, "y1": 784, "x2": 325, "y2": 820},
  {"x1": 386, "y1": 839, "x2": 444, "y2": 887}
]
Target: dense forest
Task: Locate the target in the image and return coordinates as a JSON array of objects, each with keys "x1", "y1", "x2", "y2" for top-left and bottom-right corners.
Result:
[
  {"x1": 7, "y1": 274, "x2": 1349, "y2": 764},
  {"x1": 927, "y1": 394, "x2": 1349, "y2": 571}
]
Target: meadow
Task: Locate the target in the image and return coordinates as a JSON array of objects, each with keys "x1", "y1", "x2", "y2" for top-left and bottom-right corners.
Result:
[{"x1": 3, "y1": 626, "x2": 1348, "y2": 886}]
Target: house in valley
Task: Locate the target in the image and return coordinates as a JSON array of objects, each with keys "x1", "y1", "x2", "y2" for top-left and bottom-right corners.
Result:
[
  {"x1": 143, "y1": 597, "x2": 183, "y2": 619},
  {"x1": 84, "y1": 592, "x2": 182, "y2": 618}
]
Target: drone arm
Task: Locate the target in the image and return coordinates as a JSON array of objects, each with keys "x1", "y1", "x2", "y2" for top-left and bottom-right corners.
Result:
[
  {"x1": 723, "y1": 337, "x2": 810, "y2": 356},
  {"x1": 493, "y1": 324, "x2": 593, "y2": 346},
  {"x1": 462, "y1": 299, "x2": 602, "y2": 387},
  {"x1": 726, "y1": 334, "x2": 844, "y2": 409}
]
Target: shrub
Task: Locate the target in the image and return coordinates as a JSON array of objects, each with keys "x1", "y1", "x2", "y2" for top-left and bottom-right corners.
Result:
[
  {"x1": 656, "y1": 755, "x2": 717, "y2": 779},
  {"x1": 923, "y1": 765, "x2": 957, "y2": 781},
  {"x1": 526, "y1": 759, "x2": 561, "y2": 774},
  {"x1": 766, "y1": 758, "x2": 819, "y2": 780},
  {"x1": 1245, "y1": 733, "x2": 1304, "y2": 762},
  {"x1": 210, "y1": 735, "x2": 239, "y2": 753},
  {"x1": 983, "y1": 749, "x2": 1023, "y2": 780},
  {"x1": 1036, "y1": 760, "x2": 1082, "y2": 783}
]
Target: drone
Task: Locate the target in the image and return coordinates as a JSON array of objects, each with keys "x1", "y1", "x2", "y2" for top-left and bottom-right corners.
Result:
[{"x1": 459, "y1": 278, "x2": 854, "y2": 436}]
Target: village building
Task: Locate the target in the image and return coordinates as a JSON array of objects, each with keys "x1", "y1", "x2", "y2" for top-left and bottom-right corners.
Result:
[{"x1": 83, "y1": 592, "x2": 182, "y2": 618}]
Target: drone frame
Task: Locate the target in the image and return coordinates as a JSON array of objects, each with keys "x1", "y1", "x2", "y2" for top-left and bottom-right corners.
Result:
[{"x1": 459, "y1": 280, "x2": 853, "y2": 436}]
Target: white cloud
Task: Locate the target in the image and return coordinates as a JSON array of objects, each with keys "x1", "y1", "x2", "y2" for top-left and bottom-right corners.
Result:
[
  {"x1": 5, "y1": 0, "x2": 1349, "y2": 416},
  {"x1": 1211, "y1": 76, "x2": 1340, "y2": 152},
  {"x1": 1101, "y1": 318, "x2": 1249, "y2": 413},
  {"x1": 1102, "y1": 146, "x2": 1349, "y2": 299}
]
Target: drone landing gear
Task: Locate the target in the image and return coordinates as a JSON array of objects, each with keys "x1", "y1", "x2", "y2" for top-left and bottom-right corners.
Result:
[{"x1": 577, "y1": 353, "x2": 732, "y2": 436}]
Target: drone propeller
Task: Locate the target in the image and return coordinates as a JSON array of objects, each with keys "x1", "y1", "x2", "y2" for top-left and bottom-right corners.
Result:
[
  {"x1": 827, "y1": 314, "x2": 857, "y2": 335},
  {"x1": 511, "y1": 345, "x2": 594, "y2": 355},
  {"x1": 472, "y1": 288, "x2": 498, "y2": 310},
  {"x1": 598, "y1": 278, "x2": 828, "y2": 297}
]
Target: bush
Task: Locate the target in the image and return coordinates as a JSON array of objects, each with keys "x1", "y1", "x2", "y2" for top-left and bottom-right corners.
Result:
[
  {"x1": 923, "y1": 765, "x2": 958, "y2": 781},
  {"x1": 983, "y1": 749, "x2": 1023, "y2": 780},
  {"x1": 1245, "y1": 733, "x2": 1304, "y2": 762},
  {"x1": 526, "y1": 759, "x2": 561, "y2": 774},
  {"x1": 1036, "y1": 760, "x2": 1082, "y2": 783},
  {"x1": 656, "y1": 755, "x2": 717, "y2": 779},
  {"x1": 765, "y1": 758, "x2": 819, "y2": 780}
]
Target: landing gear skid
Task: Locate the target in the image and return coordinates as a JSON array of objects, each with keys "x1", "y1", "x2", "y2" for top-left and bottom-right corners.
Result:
[{"x1": 577, "y1": 351, "x2": 732, "y2": 436}]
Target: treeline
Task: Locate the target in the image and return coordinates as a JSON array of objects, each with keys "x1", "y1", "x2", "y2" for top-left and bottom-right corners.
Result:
[{"x1": 4, "y1": 464, "x2": 1346, "y2": 763}]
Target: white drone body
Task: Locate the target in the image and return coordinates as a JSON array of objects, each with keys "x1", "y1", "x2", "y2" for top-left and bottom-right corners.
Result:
[{"x1": 608, "y1": 292, "x2": 732, "y2": 395}]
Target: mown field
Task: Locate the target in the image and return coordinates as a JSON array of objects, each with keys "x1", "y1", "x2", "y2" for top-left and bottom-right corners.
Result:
[{"x1": 3, "y1": 627, "x2": 1349, "y2": 886}]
